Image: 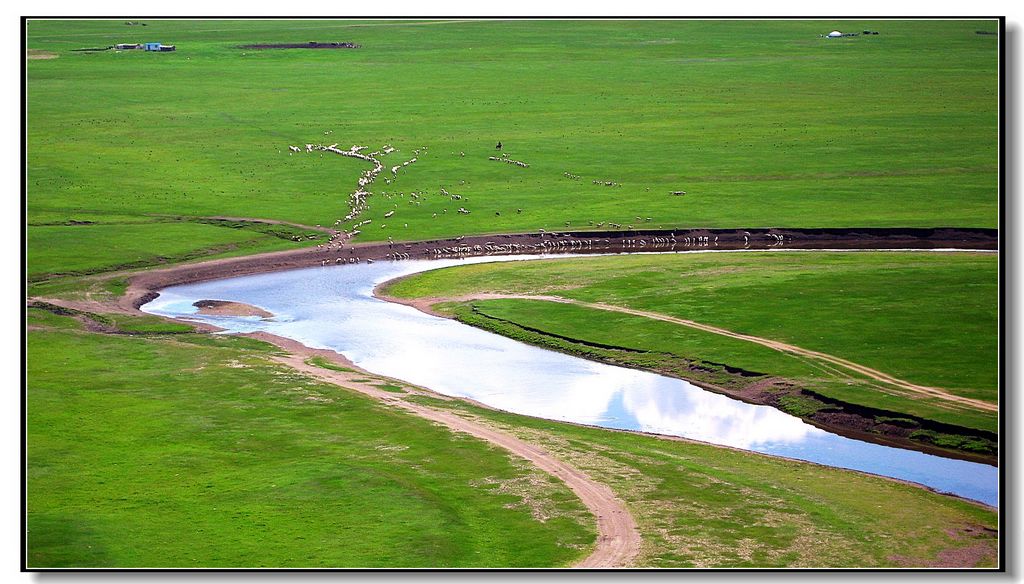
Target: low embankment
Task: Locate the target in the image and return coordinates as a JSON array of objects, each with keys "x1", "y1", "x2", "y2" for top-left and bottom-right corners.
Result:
[{"x1": 121, "y1": 226, "x2": 997, "y2": 310}]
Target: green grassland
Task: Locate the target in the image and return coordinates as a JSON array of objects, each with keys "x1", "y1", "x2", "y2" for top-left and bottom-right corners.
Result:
[
  {"x1": 383, "y1": 251, "x2": 998, "y2": 431},
  {"x1": 25, "y1": 19, "x2": 1001, "y2": 568},
  {"x1": 27, "y1": 221, "x2": 315, "y2": 280},
  {"x1": 26, "y1": 314, "x2": 594, "y2": 568},
  {"x1": 27, "y1": 19, "x2": 998, "y2": 277},
  {"x1": 26, "y1": 310, "x2": 997, "y2": 568},
  {"x1": 406, "y1": 395, "x2": 997, "y2": 568}
]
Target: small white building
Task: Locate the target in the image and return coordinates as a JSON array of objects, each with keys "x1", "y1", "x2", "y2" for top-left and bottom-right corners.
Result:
[{"x1": 827, "y1": 31, "x2": 843, "y2": 38}]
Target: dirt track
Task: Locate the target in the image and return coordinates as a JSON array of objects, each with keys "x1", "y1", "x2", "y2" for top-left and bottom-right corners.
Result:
[
  {"x1": 251, "y1": 333, "x2": 641, "y2": 568},
  {"x1": 500, "y1": 296, "x2": 993, "y2": 413},
  {"x1": 27, "y1": 228, "x2": 1000, "y2": 566},
  {"x1": 379, "y1": 291, "x2": 996, "y2": 413},
  {"x1": 32, "y1": 284, "x2": 644, "y2": 566},
  {"x1": 373, "y1": 286, "x2": 998, "y2": 465},
  {"x1": 577, "y1": 300, "x2": 997, "y2": 412}
]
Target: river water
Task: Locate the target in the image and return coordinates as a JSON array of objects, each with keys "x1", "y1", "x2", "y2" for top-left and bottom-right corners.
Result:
[{"x1": 141, "y1": 253, "x2": 998, "y2": 507}]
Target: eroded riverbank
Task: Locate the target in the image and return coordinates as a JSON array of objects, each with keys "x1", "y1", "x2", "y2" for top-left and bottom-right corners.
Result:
[{"x1": 120, "y1": 227, "x2": 997, "y2": 312}]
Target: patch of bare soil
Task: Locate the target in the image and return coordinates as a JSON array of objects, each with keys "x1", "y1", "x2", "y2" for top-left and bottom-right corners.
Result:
[
  {"x1": 889, "y1": 523, "x2": 997, "y2": 567},
  {"x1": 32, "y1": 296, "x2": 137, "y2": 316},
  {"x1": 27, "y1": 50, "x2": 58, "y2": 60},
  {"x1": 193, "y1": 299, "x2": 273, "y2": 318}
]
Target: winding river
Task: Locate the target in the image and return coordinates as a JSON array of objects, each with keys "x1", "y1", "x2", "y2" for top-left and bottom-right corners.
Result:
[{"x1": 141, "y1": 253, "x2": 998, "y2": 507}]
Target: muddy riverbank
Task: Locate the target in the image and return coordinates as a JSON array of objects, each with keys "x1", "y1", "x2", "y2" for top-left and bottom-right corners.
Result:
[{"x1": 121, "y1": 227, "x2": 997, "y2": 310}]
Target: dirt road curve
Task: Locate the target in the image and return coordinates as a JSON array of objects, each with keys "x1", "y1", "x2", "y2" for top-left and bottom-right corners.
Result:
[
  {"x1": 571, "y1": 299, "x2": 998, "y2": 413},
  {"x1": 573, "y1": 297, "x2": 995, "y2": 411},
  {"x1": 387, "y1": 293, "x2": 996, "y2": 413},
  {"x1": 256, "y1": 333, "x2": 642, "y2": 568}
]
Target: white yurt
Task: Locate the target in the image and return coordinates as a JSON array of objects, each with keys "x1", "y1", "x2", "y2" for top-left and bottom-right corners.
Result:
[{"x1": 827, "y1": 30, "x2": 843, "y2": 38}]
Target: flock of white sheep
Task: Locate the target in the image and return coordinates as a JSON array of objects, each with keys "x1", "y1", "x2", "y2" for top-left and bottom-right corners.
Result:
[
  {"x1": 288, "y1": 138, "x2": 701, "y2": 263},
  {"x1": 488, "y1": 153, "x2": 530, "y2": 168}
]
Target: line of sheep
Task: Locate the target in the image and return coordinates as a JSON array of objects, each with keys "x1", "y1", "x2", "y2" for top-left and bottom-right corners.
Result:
[
  {"x1": 321, "y1": 256, "x2": 363, "y2": 266},
  {"x1": 289, "y1": 141, "x2": 428, "y2": 241},
  {"x1": 292, "y1": 139, "x2": 705, "y2": 244},
  {"x1": 311, "y1": 229, "x2": 784, "y2": 268},
  {"x1": 488, "y1": 153, "x2": 529, "y2": 168},
  {"x1": 427, "y1": 234, "x2": 693, "y2": 259}
]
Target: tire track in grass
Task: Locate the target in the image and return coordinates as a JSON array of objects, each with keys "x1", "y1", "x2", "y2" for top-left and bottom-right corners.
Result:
[
  {"x1": 385, "y1": 292, "x2": 996, "y2": 413},
  {"x1": 569, "y1": 299, "x2": 998, "y2": 413}
]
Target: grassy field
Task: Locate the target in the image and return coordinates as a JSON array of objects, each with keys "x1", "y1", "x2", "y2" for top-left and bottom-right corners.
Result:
[
  {"x1": 25, "y1": 309, "x2": 997, "y2": 568},
  {"x1": 26, "y1": 220, "x2": 319, "y2": 281},
  {"x1": 25, "y1": 19, "x2": 1001, "y2": 568},
  {"x1": 26, "y1": 310, "x2": 594, "y2": 568},
  {"x1": 27, "y1": 19, "x2": 998, "y2": 278},
  {"x1": 406, "y1": 395, "x2": 997, "y2": 568},
  {"x1": 383, "y1": 251, "x2": 998, "y2": 432}
]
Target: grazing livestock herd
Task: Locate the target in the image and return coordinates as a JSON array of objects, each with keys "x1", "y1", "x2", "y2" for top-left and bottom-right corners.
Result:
[
  {"x1": 287, "y1": 137, "x2": 713, "y2": 266},
  {"x1": 488, "y1": 153, "x2": 530, "y2": 168},
  {"x1": 425, "y1": 229, "x2": 788, "y2": 259}
]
